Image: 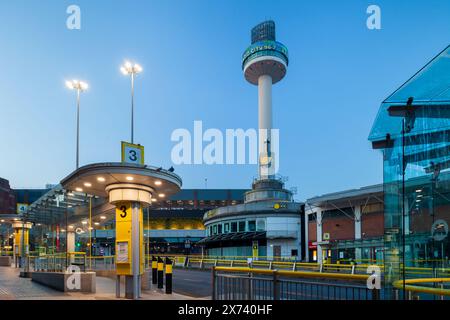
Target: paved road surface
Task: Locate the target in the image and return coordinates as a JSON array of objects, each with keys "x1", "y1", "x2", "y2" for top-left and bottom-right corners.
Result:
[{"x1": 172, "y1": 268, "x2": 211, "y2": 299}]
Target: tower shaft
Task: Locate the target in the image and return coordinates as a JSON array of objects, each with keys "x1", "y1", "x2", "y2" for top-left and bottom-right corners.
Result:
[{"x1": 258, "y1": 74, "x2": 273, "y2": 179}]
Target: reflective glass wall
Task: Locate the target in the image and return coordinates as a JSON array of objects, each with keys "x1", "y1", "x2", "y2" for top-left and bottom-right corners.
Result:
[{"x1": 382, "y1": 111, "x2": 450, "y2": 299}]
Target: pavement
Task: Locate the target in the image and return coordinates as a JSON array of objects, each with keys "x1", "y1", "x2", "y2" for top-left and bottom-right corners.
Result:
[
  {"x1": 172, "y1": 268, "x2": 212, "y2": 299},
  {"x1": 0, "y1": 265, "x2": 209, "y2": 300}
]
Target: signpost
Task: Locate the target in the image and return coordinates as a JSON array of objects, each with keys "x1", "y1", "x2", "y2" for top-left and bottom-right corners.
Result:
[
  {"x1": 16, "y1": 203, "x2": 29, "y2": 215},
  {"x1": 121, "y1": 141, "x2": 144, "y2": 165}
]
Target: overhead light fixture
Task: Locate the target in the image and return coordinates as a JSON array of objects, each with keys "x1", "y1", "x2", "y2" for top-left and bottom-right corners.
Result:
[
  {"x1": 158, "y1": 193, "x2": 165, "y2": 198},
  {"x1": 155, "y1": 180, "x2": 162, "y2": 186},
  {"x1": 126, "y1": 176, "x2": 134, "y2": 181},
  {"x1": 68, "y1": 225, "x2": 74, "y2": 229},
  {"x1": 68, "y1": 205, "x2": 73, "y2": 208},
  {"x1": 417, "y1": 194, "x2": 423, "y2": 198},
  {"x1": 416, "y1": 189, "x2": 422, "y2": 193},
  {"x1": 75, "y1": 187, "x2": 83, "y2": 192},
  {"x1": 151, "y1": 198, "x2": 157, "y2": 202},
  {"x1": 84, "y1": 182, "x2": 92, "y2": 187},
  {"x1": 100, "y1": 216, "x2": 106, "y2": 220},
  {"x1": 68, "y1": 192, "x2": 74, "y2": 196},
  {"x1": 94, "y1": 222, "x2": 100, "y2": 226},
  {"x1": 97, "y1": 177, "x2": 106, "y2": 182},
  {"x1": 0, "y1": 220, "x2": 4, "y2": 223},
  {"x1": 81, "y1": 220, "x2": 88, "y2": 225}
]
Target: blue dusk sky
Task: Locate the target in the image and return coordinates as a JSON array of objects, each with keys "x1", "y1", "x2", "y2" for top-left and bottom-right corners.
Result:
[{"x1": 1, "y1": 0, "x2": 450, "y2": 200}]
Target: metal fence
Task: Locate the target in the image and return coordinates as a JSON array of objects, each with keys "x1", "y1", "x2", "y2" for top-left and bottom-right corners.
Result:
[{"x1": 212, "y1": 267, "x2": 380, "y2": 300}]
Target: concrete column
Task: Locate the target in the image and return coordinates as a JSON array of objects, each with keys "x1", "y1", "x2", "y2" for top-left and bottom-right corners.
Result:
[
  {"x1": 258, "y1": 74, "x2": 273, "y2": 179},
  {"x1": 316, "y1": 209, "x2": 323, "y2": 264},
  {"x1": 304, "y1": 213, "x2": 309, "y2": 262},
  {"x1": 67, "y1": 231, "x2": 75, "y2": 263},
  {"x1": 126, "y1": 202, "x2": 142, "y2": 299},
  {"x1": 354, "y1": 205, "x2": 362, "y2": 261}
]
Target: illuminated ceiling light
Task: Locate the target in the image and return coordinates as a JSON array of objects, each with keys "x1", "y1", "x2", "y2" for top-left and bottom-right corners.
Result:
[
  {"x1": 155, "y1": 180, "x2": 162, "y2": 186},
  {"x1": 75, "y1": 187, "x2": 83, "y2": 192},
  {"x1": 84, "y1": 182, "x2": 92, "y2": 187},
  {"x1": 68, "y1": 205, "x2": 73, "y2": 208},
  {"x1": 416, "y1": 199, "x2": 421, "y2": 202},
  {"x1": 0, "y1": 220, "x2": 4, "y2": 222},
  {"x1": 88, "y1": 227, "x2": 93, "y2": 230},
  {"x1": 68, "y1": 225, "x2": 74, "y2": 229},
  {"x1": 97, "y1": 177, "x2": 106, "y2": 182},
  {"x1": 151, "y1": 198, "x2": 157, "y2": 202},
  {"x1": 158, "y1": 193, "x2": 165, "y2": 198},
  {"x1": 68, "y1": 192, "x2": 74, "y2": 196},
  {"x1": 81, "y1": 220, "x2": 88, "y2": 225},
  {"x1": 13, "y1": 218, "x2": 18, "y2": 221},
  {"x1": 417, "y1": 194, "x2": 423, "y2": 198},
  {"x1": 94, "y1": 222, "x2": 100, "y2": 226},
  {"x1": 100, "y1": 216, "x2": 106, "y2": 220},
  {"x1": 416, "y1": 189, "x2": 422, "y2": 193},
  {"x1": 61, "y1": 229, "x2": 66, "y2": 233},
  {"x1": 126, "y1": 176, "x2": 134, "y2": 181}
]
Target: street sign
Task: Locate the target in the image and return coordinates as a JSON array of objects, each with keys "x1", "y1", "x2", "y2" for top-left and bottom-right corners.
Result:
[{"x1": 121, "y1": 141, "x2": 144, "y2": 165}]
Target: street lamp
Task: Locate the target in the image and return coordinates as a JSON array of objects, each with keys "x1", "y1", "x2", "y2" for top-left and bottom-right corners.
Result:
[
  {"x1": 120, "y1": 61, "x2": 143, "y2": 144},
  {"x1": 66, "y1": 79, "x2": 89, "y2": 169}
]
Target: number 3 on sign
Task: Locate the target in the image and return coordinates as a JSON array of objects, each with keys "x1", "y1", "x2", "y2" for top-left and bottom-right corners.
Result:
[
  {"x1": 116, "y1": 203, "x2": 131, "y2": 220},
  {"x1": 121, "y1": 141, "x2": 144, "y2": 165}
]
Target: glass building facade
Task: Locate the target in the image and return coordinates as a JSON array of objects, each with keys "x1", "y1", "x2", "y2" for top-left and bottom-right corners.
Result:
[{"x1": 369, "y1": 45, "x2": 450, "y2": 298}]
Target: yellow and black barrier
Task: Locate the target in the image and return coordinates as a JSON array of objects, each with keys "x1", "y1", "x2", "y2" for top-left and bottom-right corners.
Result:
[
  {"x1": 151, "y1": 256, "x2": 157, "y2": 285},
  {"x1": 157, "y1": 257, "x2": 164, "y2": 289},
  {"x1": 165, "y1": 257, "x2": 172, "y2": 294}
]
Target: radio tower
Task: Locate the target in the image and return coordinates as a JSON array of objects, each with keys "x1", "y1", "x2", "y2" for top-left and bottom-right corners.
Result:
[{"x1": 242, "y1": 20, "x2": 289, "y2": 179}]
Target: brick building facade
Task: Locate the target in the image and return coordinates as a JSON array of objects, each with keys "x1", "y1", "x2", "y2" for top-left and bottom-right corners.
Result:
[{"x1": 0, "y1": 178, "x2": 15, "y2": 215}]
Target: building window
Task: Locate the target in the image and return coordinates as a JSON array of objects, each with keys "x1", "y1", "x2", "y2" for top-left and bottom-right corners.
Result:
[
  {"x1": 224, "y1": 223, "x2": 230, "y2": 233},
  {"x1": 218, "y1": 224, "x2": 223, "y2": 234},
  {"x1": 256, "y1": 219, "x2": 265, "y2": 231},
  {"x1": 291, "y1": 249, "x2": 298, "y2": 257},
  {"x1": 213, "y1": 225, "x2": 217, "y2": 235},
  {"x1": 231, "y1": 222, "x2": 237, "y2": 233},
  {"x1": 248, "y1": 220, "x2": 256, "y2": 232},
  {"x1": 238, "y1": 221, "x2": 246, "y2": 232}
]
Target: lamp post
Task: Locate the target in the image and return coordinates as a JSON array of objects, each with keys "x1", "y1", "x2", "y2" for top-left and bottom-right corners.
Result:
[
  {"x1": 66, "y1": 79, "x2": 89, "y2": 169},
  {"x1": 121, "y1": 61, "x2": 143, "y2": 144}
]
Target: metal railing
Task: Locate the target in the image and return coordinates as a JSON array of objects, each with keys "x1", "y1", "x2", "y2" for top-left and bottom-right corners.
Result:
[
  {"x1": 393, "y1": 278, "x2": 450, "y2": 300},
  {"x1": 212, "y1": 267, "x2": 380, "y2": 300},
  {"x1": 186, "y1": 257, "x2": 450, "y2": 278}
]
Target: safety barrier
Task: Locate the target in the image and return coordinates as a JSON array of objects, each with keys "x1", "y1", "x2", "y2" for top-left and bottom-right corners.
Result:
[
  {"x1": 185, "y1": 257, "x2": 450, "y2": 278},
  {"x1": 393, "y1": 278, "x2": 450, "y2": 300},
  {"x1": 150, "y1": 256, "x2": 174, "y2": 294},
  {"x1": 212, "y1": 266, "x2": 379, "y2": 300}
]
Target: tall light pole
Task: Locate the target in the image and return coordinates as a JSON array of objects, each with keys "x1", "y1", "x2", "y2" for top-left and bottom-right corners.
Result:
[
  {"x1": 121, "y1": 61, "x2": 143, "y2": 144},
  {"x1": 66, "y1": 79, "x2": 89, "y2": 169}
]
